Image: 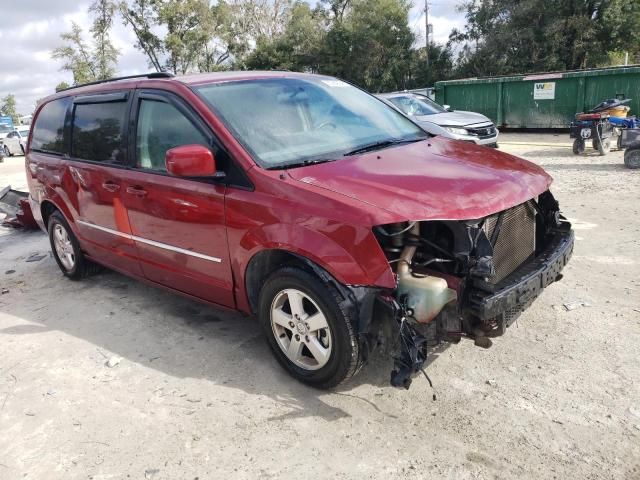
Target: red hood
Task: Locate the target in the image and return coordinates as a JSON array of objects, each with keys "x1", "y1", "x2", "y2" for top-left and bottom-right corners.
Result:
[{"x1": 287, "y1": 137, "x2": 552, "y2": 222}]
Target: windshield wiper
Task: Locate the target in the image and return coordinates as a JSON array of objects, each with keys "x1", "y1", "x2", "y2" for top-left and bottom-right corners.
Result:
[
  {"x1": 343, "y1": 137, "x2": 424, "y2": 156},
  {"x1": 267, "y1": 158, "x2": 337, "y2": 170}
]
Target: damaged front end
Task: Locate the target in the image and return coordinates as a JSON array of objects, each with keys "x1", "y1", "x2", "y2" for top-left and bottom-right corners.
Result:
[{"x1": 370, "y1": 190, "x2": 574, "y2": 389}]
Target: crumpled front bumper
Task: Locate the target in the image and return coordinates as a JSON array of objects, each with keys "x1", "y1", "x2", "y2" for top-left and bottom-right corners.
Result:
[{"x1": 466, "y1": 223, "x2": 574, "y2": 321}]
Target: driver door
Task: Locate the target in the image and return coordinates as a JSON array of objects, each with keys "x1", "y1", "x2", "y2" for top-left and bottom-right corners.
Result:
[{"x1": 121, "y1": 90, "x2": 234, "y2": 307}]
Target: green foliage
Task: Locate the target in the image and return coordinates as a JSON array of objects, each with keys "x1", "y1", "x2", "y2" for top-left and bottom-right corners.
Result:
[
  {"x1": 118, "y1": 0, "x2": 242, "y2": 74},
  {"x1": 246, "y1": 0, "x2": 442, "y2": 92},
  {"x1": 55, "y1": 82, "x2": 71, "y2": 92},
  {"x1": 90, "y1": 0, "x2": 119, "y2": 79},
  {"x1": 1, "y1": 94, "x2": 19, "y2": 123},
  {"x1": 52, "y1": 1, "x2": 119, "y2": 85},
  {"x1": 450, "y1": 0, "x2": 640, "y2": 77},
  {"x1": 52, "y1": 23, "x2": 99, "y2": 84}
]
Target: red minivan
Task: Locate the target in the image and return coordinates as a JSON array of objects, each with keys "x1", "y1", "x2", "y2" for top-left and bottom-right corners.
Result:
[{"x1": 26, "y1": 71, "x2": 574, "y2": 389}]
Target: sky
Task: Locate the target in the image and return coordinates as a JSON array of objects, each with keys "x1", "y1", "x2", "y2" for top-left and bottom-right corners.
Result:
[{"x1": 0, "y1": 0, "x2": 465, "y2": 115}]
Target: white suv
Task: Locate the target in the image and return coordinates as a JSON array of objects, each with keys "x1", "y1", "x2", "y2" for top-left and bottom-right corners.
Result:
[{"x1": 2, "y1": 127, "x2": 30, "y2": 156}]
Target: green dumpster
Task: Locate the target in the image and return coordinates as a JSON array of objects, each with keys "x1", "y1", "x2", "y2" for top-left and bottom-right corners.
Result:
[{"x1": 434, "y1": 65, "x2": 640, "y2": 129}]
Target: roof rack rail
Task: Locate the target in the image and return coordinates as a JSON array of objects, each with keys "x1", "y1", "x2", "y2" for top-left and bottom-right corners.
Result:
[{"x1": 57, "y1": 72, "x2": 175, "y2": 93}]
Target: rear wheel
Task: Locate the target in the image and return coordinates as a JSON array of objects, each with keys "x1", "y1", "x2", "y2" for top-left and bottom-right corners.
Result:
[
  {"x1": 624, "y1": 147, "x2": 640, "y2": 169},
  {"x1": 258, "y1": 266, "x2": 362, "y2": 389},
  {"x1": 572, "y1": 138, "x2": 585, "y2": 155},
  {"x1": 48, "y1": 211, "x2": 102, "y2": 280}
]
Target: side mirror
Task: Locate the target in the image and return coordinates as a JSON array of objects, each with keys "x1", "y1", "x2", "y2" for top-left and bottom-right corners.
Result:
[
  {"x1": 165, "y1": 144, "x2": 224, "y2": 178},
  {"x1": 443, "y1": 104, "x2": 451, "y2": 111}
]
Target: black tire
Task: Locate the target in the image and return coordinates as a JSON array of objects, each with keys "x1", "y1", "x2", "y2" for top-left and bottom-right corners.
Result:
[
  {"x1": 48, "y1": 211, "x2": 102, "y2": 280},
  {"x1": 258, "y1": 266, "x2": 362, "y2": 389},
  {"x1": 20, "y1": 144, "x2": 25, "y2": 155},
  {"x1": 624, "y1": 148, "x2": 640, "y2": 169},
  {"x1": 572, "y1": 138, "x2": 585, "y2": 155},
  {"x1": 3, "y1": 145, "x2": 10, "y2": 156},
  {"x1": 596, "y1": 137, "x2": 611, "y2": 156}
]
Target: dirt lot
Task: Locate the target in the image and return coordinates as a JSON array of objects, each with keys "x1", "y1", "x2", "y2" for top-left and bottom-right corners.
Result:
[{"x1": 1, "y1": 133, "x2": 639, "y2": 479}]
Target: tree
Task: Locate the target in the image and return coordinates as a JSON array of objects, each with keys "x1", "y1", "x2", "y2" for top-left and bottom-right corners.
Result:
[
  {"x1": 55, "y1": 81, "x2": 71, "y2": 92},
  {"x1": 244, "y1": 2, "x2": 325, "y2": 71},
  {"x1": 408, "y1": 44, "x2": 454, "y2": 89},
  {"x1": 119, "y1": 0, "x2": 164, "y2": 71},
  {"x1": 1, "y1": 94, "x2": 19, "y2": 124},
  {"x1": 90, "y1": 0, "x2": 119, "y2": 79},
  {"x1": 52, "y1": 23, "x2": 99, "y2": 84},
  {"x1": 247, "y1": 0, "x2": 419, "y2": 92},
  {"x1": 52, "y1": 1, "x2": 119, "y2": 85},
  {"x1": 450, "y1": 0, "x2": 640, "y2": 77},
  {"x1": 120, "y1": 0, "x2": 234, "y2": 74}
]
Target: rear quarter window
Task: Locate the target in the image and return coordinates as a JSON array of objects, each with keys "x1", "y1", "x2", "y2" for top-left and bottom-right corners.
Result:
[
  {"x1": 71, "y1": 101, "x2": 127, "y2": 163},
  {"x1": 31, "y1": 97, "x2": 71, "y2": 155}
]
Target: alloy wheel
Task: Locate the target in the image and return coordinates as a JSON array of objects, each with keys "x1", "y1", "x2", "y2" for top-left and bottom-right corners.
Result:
[
  {"x1": 53, "y1": 224, "x2": 75, "y2": 271},
  {"x1": 270, "y1": 288, "x2": 332, "y2": 370}
]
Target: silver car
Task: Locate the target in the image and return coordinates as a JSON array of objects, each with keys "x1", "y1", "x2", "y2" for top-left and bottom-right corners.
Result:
[{"x1": 378, "y1": 92, "x2": 499, "y2": 147}]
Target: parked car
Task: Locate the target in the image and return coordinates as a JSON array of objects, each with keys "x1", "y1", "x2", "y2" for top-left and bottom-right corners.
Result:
[
  {"x1": 377, "y1": 92, "x2": 499, "y2": 147},
  {"x1": 2, "y1": 126, "x2": 30, "y2": 156},
  {"x1": 26, "y1": 72, "x2": 573, "y2": 389}
]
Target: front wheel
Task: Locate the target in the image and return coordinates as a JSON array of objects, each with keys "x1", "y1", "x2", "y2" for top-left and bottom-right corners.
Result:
[
  {"x1": 258, "y1": 266, "x2": 362, "y2": 389},
  {"x1": 572, "y1": 138, "x2": 585, "y2": 155},
  {"x1": 3, "y1": 145, "x2": 10, "y2": 156}
]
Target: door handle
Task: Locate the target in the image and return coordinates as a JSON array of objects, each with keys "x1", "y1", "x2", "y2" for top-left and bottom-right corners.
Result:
[
  {"x1": 126, "y1": 186, "x2": 148, "y2": 197},
  {"x1": 102, "y1": 181, "x2": 120, "y2": 192}
]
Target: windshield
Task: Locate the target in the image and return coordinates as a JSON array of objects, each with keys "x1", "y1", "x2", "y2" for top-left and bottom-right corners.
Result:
[
  {"x1": 387, "y1": 95, "x2": 446, "y2": 116},
  {"x1": 19, "y1": 129, "x2": 29, "y2": 136},
  {"x1": 196, "y1": 77, "x2": 427, "y2": 169}
]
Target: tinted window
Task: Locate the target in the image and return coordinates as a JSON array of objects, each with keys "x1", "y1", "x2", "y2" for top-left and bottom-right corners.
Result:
[
  {"x1": 72, "y1": 102, "x2": 127, "y2": 163},
  {"x1": 136, "y1": 100, "x2": 209, "y2": 171},
  {"x1": 31, "y1": 97, "x2": 71, "y2": 154}
]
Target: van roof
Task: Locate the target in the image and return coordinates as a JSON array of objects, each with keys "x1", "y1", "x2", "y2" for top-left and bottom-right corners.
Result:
[{"x1": 38, "y1": 70, "x2": 324, "y2": 107}]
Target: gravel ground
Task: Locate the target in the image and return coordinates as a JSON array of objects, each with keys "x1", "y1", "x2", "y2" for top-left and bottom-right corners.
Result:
[{"x1": 1, "y1": 133, "x2": 639, "y2": 479}]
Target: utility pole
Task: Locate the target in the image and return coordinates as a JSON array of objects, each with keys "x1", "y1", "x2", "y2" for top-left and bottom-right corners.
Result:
[{"x1": 425, "y1": 0, "x2": 429, "y2": 67}]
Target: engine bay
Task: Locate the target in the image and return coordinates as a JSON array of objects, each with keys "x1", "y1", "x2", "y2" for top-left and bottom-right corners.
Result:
[{"x1": 370, "y1": 190, "x2": 574, "y2": 389}]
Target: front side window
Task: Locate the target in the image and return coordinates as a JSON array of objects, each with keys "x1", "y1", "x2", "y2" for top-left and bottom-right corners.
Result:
[
  {"x1": 31, "y1": 97, "x2": 71, "y2": 155},
  {"x1": 135, "y1": 99, "x2": 209, "y2": 171},
  {"x1": 71, "y1": 101, "x2": 127, "y2": 163},
  {"x1": 196, "y1": 77, "x2": 428, "y2": 169}
]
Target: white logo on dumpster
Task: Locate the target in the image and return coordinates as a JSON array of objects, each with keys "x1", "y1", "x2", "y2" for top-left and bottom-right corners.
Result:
[{"x1": 534, "y1": 82, "x2": 556, "y2": 100}]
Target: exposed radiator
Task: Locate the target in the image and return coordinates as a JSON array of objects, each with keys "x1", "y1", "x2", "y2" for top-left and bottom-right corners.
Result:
[{"x1": 483, "y1": 202, "x2": 536, "y2": 283}]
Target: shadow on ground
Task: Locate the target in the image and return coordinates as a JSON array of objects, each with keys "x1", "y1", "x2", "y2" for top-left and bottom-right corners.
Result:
[{"x1": 0, "y1": 229, "x2": 447, "y2": 422}]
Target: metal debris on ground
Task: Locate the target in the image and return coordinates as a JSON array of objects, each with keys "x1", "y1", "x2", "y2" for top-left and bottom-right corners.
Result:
[
  {"x1": 0, "y1": 186, "x2": 38, "y2": 229},
  {"x1": 563, "y1": 301, "x2": 592, "y2": 311},
  {"x1": 25, "y1": 253, "x2": 46, "y2": 263},
  {"x1": 105, "y1": 356, "x2": 122, "y2": 368}
]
